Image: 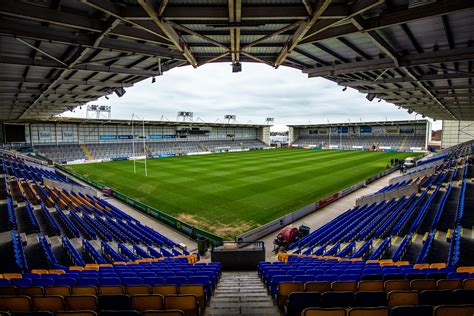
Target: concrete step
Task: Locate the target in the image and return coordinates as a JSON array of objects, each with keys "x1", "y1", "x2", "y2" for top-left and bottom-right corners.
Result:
[{"x1": 206, "y1": 271, "x2": 279, "y2": 316}]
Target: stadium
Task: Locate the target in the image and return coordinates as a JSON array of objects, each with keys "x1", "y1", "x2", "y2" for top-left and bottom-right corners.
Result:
[{"x1": 0, "y1": 1, "x2": 474, "y2": 316}]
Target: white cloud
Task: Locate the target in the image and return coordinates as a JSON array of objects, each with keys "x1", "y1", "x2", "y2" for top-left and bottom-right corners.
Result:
[{"x1": 62, "y1": 62, "x2": 441, "y2": 131}]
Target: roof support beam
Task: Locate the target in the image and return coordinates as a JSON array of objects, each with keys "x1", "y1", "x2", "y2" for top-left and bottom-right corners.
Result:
[
  {"x1": 15, "y1": 38, "x2": 67, "y2": 66},
  {"x1": 241, "y1": 21, "x2": 302, "y2": 50},
  {"x1": 138, "y1": 0, "x2": 198, "y2": 67},
  {"x1": 81, "y1": 0, "x2": 171, "y2": 43},
  {"x1": 167, "y1": 21, "x2": 229, "y2": 51},
  {"x1": 301, "y1": 0, "x2": 474, "y2": 44},
  {"x1": 197, "y1": 52, "x2": 230, "y2": 67},
  {"x1": 0, "y1": 56, "x2": 162, "y2": 77},
  {"x1": 0, "y1": 0, "x2": 172, "y2": 46},
  {"x1": 339, "y1": 72, "x2": 474, "y2": 87},
  {"x1": 358, "y1": 85, "x2": 474, "y2": 93},
  {"x1": 275, "y1": 0, "x2": 333, "y2": 68},
  {"x1": 0, "y1": 76, "x2": 133, "y2": 87},
  {"x1": 228, "y1": 0, "x2": 242, "y2": 65},
  {"x1": 0, "y1": 20, "x2": 182, "y2": 59},
  {"x1": 306, "y1": 47, "x2": 474, "y2": 76},
  {"x1": 0, "y1": 88, "x2": 106, "y2": 96},
  {"x1": 301, "y1": 0, "x2": 385, "y2": 42},
  {"x1": 122, "y1": 4, "x2": 346, "y2": 20}
]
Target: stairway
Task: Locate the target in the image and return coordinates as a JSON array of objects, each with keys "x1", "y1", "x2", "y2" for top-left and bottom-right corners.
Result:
[
  {"x1": 400, "y1": 136, "x2": 408, "y2": 150},
  {"x1": 80, "y1": 144, "x2": 94, "y2": 161},
  {"x1": 206, "y1": 271, "x2": 280, "y2": 316}
]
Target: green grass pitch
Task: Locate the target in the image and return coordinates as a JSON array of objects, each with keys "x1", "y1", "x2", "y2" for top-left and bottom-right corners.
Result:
[{"x1": 66, "y1": 149, "x2": 418, "y2": 239}]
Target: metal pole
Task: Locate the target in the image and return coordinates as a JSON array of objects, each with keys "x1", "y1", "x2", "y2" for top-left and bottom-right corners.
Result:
[
  {"x1": 340, "y1": 126, "x2": 342, "y2": 149},
  {"x1": 143, "y1": 117, "x2": 147, "y2": 177},
  {"x1": 132, "y1": 113, "x2": 136, "y2": 174}
]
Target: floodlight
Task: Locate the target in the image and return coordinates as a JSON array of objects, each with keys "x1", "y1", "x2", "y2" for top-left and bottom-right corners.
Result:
[
  {"x1": 114, "y1": 87, "x2": 126, "y2": 97},
  {"x1": 232, "y1": 62, "x2": 242, "y2": 73},
  {"x1": 366, "y1": 93, "x2": 376, "y2": 101}
]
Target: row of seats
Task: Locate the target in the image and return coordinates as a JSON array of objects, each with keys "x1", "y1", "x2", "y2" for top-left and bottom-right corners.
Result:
[
  {"x1": 298, "y1": 305, "x2": 474, "y2": 316},
  {"x1": 33, "y1": 139, "x2": 266, "y2": 163},
  {"x1": 0, "y1": 284, "x2": 205, "y2": 300},
  {"x1": 0, "y1": 293, "x2": 200, "y2": 315},
  {"x1": 294, "y1": 135, "x2": 426, "y2": 150},
  {"x1": 283, "y1": 289, "x2": 474, "y2": 316},
  {"x1": 276, "y1": 279, "x2": 474, "y2": 306},
  {"x1": 0, "y1": 311, "x2": 184, "y2": 316}
]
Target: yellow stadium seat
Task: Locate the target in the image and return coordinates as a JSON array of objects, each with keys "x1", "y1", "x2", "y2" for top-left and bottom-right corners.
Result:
[
  {"x1": 56, "y1": 311, "x2": 97, "y2": 316},
  {"x1": 179, "y1": 284, "x2": 207, "y2": 308},
  {"x1": 44, "y1": 286, "x2": 71, "y2": 296},
  {"x1": 71, "y1": 286, "x2": 98, "y2": 295},
  {"x1": 32, "y1": 295, "x2": 65, "y2": 312},
  {"x1": 302, "y1": 307, "x2": 346, "y2": 316},
  {"x1": 131, "y1": 294, "x2": 165, "y2": 311},
  {"x1": 387, "y1": 291, "x2": 419, "y2": 307},
  {"x1": 413, "y1": 264, "x2": 430, "y2": 269},
  {"x1": 164, "y1": 294, "x2": 199, "y2": 316},
  {"x1": 0, "y1": 296, "x2": 31, "y2": 312},
  {"x1": 457, "y1": 267, "x2": 474, "y2": 273},
  {"x1": 394, "y1": 261, "x2": 410, "y2": 266},
  {"x1": 84, "y1": 267, "x2": 99, "y2": 271},
  {"x1": 410, "y1": 279, "x2": 436, "y2": 290},
  {"x1": 85, "y1": 264, "x2": 99, "y2": 268},
  {"x1": 18, "y1": 286, "x2": 44, "y2": 296},
  {"x1": 98, "y1": 285, "x2": 124, "y2": 295},
  {"x1": 332, "y1": 281, "x2": 358, "y2": 292},
  {"x1": 348, "y1": 307, "x2": 389, "y2": 316},
  {"x1": 358, "y1": 281, "x2": 384, "y2": 291},
  {"x1": 463, "y1": 279, "x2": 474, "y2": 289},
  {"x1": 125, "y1": 285, "x2": 151, "y2": 295},
  {"x1": 305, "y1": 281, "x2": 332, "y2": 292},
  {"x1": 276, "y1": 282, "x2": 304, "y2": 307},
  {"x1": 434, "y1": 305, "x2": 474, "y2": 316},
  {"x1": 69, "y1": 266, "x2": 84, "y2": 271},
  {"x1": 3, "y1": 273, "x2": 22, "y2": 280},
  {"x1": 430, "y1": 263, "x2": 447, "y2": 269},
  {"x1": 65, "y1": 295, "x2": 97, "y2": 311},
  {"x1": 437, "y1": 279, "x2": 462, "y2": 290},
  {"x1": 31, "y1": 269, "x2": 49, "y2": 274},
  {"x1": 142, "y1": 310, "x2": 184, "y2": 316},
  {"x1": 0, "y1": 286, "x2": 18, "y2": 295},
  {"x1": 384, "y1": 280, "x2": 410, "y2": 292},
  {"x1": 152, "y1": 285, "x2": 178, "y2": 295}
]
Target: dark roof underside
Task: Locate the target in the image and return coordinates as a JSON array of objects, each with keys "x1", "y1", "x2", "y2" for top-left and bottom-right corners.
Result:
[{"x1": 1, "y1": 0, "x2": 473, "y2": 121}]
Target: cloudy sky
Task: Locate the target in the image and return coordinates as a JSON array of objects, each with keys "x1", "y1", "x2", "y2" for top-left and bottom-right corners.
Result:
[{"x1": 62, "y1": 62, "x2": 440, "y2": 131}]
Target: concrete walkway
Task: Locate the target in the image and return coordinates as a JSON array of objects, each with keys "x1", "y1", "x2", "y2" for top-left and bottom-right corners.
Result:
[{"x1": 260, "y1": 170, "x2": 403, "y2": 260}]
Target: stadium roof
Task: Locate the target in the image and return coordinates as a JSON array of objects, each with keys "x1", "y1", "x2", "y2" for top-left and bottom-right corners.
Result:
[
  {"x1": 287, "y1": 119, "x2": 428, "y2": 127},
  {"x1": 1, "y1": 0, "x2": 473, "y2": 121},
  {"x1": 13, "y1": 117, "x2": 270, "y2": 128}
]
